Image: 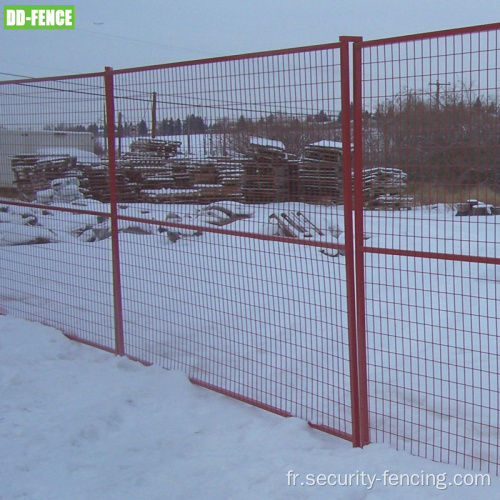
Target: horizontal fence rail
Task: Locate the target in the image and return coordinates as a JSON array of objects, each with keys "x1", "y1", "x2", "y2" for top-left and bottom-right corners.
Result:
[{"x1": 2, "y1": 24, "x2": 500, "y2": 474}]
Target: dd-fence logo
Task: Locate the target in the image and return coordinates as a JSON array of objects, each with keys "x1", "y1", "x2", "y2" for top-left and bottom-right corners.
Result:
[{"x1": 4, "y1": 5, "x2": 75, "y2": 29}]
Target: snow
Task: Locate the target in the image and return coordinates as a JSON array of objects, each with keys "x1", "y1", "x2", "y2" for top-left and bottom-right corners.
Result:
[
  {"x1": 309, "y1": 140, "x2": 344, "y2": 149},
  {"x1": 1, "y1": 314, "x2": 498, "y2": 499},
  {"x1": 36, "y1": 147, "x2": 101, "y2": 163},
  {"x1": 249, "y1": 136, "x2": 286, "y2": 150},
  {"x1": 2, "y1": 198, "x2": 500, "y2": 493},
  {"x1": 0, "y1": 223, "x2": 57, "y2": 246}
]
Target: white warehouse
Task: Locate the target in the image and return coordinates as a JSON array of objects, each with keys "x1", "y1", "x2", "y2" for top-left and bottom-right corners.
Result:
[{"x1": 0, "y1": 130, "x2": 96, "y2": 188}]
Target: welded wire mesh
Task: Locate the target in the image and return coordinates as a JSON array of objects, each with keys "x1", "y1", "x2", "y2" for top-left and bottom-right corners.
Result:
[
  {"x1": 0, "y1": 45, "x2": 355, "y2": 439},
  {"x1": 4, "y1": 25, "x2": 500, "y2": 472},
  {"x1": 111, "y1": 46, "x2": 354, "y2": 435},
  {"x1": 0, "y1": 74, "x2": 116, "y2": 350},
  {"x1": 357, "y1": 24, "x2": 500, "y2": 473}
]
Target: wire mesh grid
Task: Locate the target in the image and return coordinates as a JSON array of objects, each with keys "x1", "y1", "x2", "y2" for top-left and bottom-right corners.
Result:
[
  {"x1": 118, "y1": 220, "x2": 351, "y2": 431},
  {"x1": 357, "y1": 25, "x2": 500, "y2": 472},
  {"x1": 0, "y1": 75, "x2": 117, "y2": 350},
  {"x1": 111, "y1": 46, "x2": 354, "y2": 436},
  {"x1": 4, "y1": 25, "x2": 500, "y2": 471},
  {"x1": 0, "y1": 45, "x2": 356, "y2": 438}
]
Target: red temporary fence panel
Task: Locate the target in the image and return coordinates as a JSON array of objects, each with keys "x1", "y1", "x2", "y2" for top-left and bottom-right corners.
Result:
[
  {"x1": 107, "y1": 41, "x2": 363, "y2": 442},
  {"x1": 2, "y1": 23, "x2": 500, "y2": 473},
  {"x1": 353, "y1": 23, "x2": 500, "y2": 473},
  {"x1": 0, "y1": 42, "x2": 363, "y2": 445},
  {"x1": 0, "y1": 74, "x2": 117, "y2": 352}
]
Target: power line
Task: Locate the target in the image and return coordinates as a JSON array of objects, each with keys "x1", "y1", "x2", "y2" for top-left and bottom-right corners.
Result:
[
  {"x1": 0, "y1": 30, "x2": 217, "y2": 79},
  {"x1": 0, "y1": 71, "x2": 35, "y2": 79},
  {"x1": 0, "y1": 58, "x2": 75, "y2": 75},
  {"x1": 76, "y1": 29, "x2": 216, "y2": 58}
]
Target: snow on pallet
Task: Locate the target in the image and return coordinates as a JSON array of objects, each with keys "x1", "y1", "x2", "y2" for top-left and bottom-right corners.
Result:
[
  {"x1": 361, "y1": 167, "x2": 412, "y2": 210},
  {"x1": 11, "y1": 138, "x2": 411, "y2": 210},
  {"x1": 11, "y1": 139, "x2": 246, "y2": 205},
  {"x1": 243, "y1": 137, "x2": 289, "y2": 203},
  {"x1": 455, "y1": 199, "x2": 499, "y2": 216},
  {"x1": 12, "y1": 154, "x2": 79, "y2": 199},
  {"x1": 297, "y1": 141, "x2": 343, "y2": 204}
]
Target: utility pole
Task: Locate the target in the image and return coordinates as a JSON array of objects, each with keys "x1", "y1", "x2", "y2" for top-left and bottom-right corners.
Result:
[
  {"x1": 117, "y1": 111, "x2": 122, "y2": 158},
  {"x1": 429, "y1": 81, "x2": 450, "y2": 111},
  {"x1": 151, "y1": 92, "x2": 157, "y2": 139}
]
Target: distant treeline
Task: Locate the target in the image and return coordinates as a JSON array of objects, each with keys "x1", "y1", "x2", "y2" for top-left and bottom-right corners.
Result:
[
  {"x1": 48, "y1": 109, "x2": 339, "y2": 138},
  {"x1": 364, "y1": 89, "x2": 500, "y2": 183}
]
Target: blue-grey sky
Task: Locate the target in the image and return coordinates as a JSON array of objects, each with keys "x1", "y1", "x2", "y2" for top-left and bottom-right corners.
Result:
[{"x1": 1, "y1": 0, "x2": 500, "y2": 79}]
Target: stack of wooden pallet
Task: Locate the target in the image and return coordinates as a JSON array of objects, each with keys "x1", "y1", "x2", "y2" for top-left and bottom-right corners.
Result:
[
  {"x1": 139, "y1": 157, "x2": 195, "y2": 203},
  {"x1": 121, "y1": 139, "x2": 181, "y2": 193},
  {"x1": 128, "y1": 138, "x2": 182, "y2": 158},
  {"x1": 361, "y1": 167, "x2": 412, "y2": 209},
  {"x1": 11, "y1": 155, "x2": 78, "y2": 199},
  {"x1": 128, "y1": 139, "x2": 244, "y2": 203},
  {"x1": 216, "y1": 159, "x2": 245, "y2": 201},
  {"x1": 118, "y1": 139, "x2": 184, "y2": 202},
  {"x1": 139, "y1": 157, "x2": 245, "y2": 204},
  {"x1": 135, "y1": 167, "x2": 175, "y2": 191},
  {"x1": 297, "y1": 141, "x2": 343, "y2": 204},
  {"x1": 83, "y1": 164, "x2": 138, "y2": 203},
  {"x1": 188, "y1": 160, "x2": 220, "y2": 185},
  {"x1": 188, "y1": 159, "x2": 228, "y2": 203},
  {"x1": 242, "y1": 137, "x2": 289, "y2": 203},
  {"x1": 11, "y1": 154, "x2": 138, "y2": 203}
]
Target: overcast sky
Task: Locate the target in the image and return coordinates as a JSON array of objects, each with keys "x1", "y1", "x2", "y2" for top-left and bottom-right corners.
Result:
[{"x1": 1, "y1": 0, "x2": 500, "y2": 79}]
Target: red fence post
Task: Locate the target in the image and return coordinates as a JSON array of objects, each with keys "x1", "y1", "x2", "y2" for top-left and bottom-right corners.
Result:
[
  {"x1": 339, "y1": 36, "x2": 369, "y2": 447},
  {"x1": 104, "y1": 66, "x2": 125, "y2": 356},
  {"x1": 352, "y1": 40, "x2": 370, "y2": 447}
]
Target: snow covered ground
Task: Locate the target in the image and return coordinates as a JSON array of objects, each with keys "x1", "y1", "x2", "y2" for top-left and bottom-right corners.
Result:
[
  {"x1": 1, "y1": 314, "x2": 498, "y2": 500},
  {"x1": 2, "y1": 198, "x2": 500, "y2": 488}
]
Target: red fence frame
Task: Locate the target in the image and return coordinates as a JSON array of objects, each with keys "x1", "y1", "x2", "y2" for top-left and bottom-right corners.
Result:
[
  {"x1": 2, "y1": 23, "x2": 500, "y2": 472},
  {"x1": 353, "y1": 23, "x2": 500, "y2": 473},
  {"x1": 108, "y1": 40, "x2": 363, "y2": 444},
  {"x1": 0, "y1": 40, "x2": 363, "y2": 445}
]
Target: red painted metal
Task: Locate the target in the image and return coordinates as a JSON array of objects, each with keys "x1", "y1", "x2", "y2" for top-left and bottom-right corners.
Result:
[
  {"x1": 3, "y1": 23, "x2": 500, "y2": 474},
  {"x1": 0, "y1": 70, "x2": 105, "y2": 86},
  {"x1": 63, "y1": 333, "x2": 117, "y2": 355},
  {"x1": 339, "y1": 37, "x2": 363, "y2": 448},
  {"x1": 190, "y1": 378, "x2": 293, "y2": 419},
  {"x1": 105, "y1": 44, "x2": 353, "y2": 442},
  {"x1": 357, "y1": 24, "x2": 500, "y2": 473},
  {"x1": 363, "y1": 246, "x2": 500, "y2": 266},
  {"x1": 308, "y1": 422, "x2": 353, "y2": 442},
  {"x1": 111, "y1": 41, "x2": 343, "y2": 75},
  {"x1": 104, "y1": 66, "x2": 125, "y2": 357},
  {"x1": 352, "y1": 39, "x2": 370, "y2": 447},
  {"x1": 360, "y1": 21, "x2": 500, "y2": 47}
]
